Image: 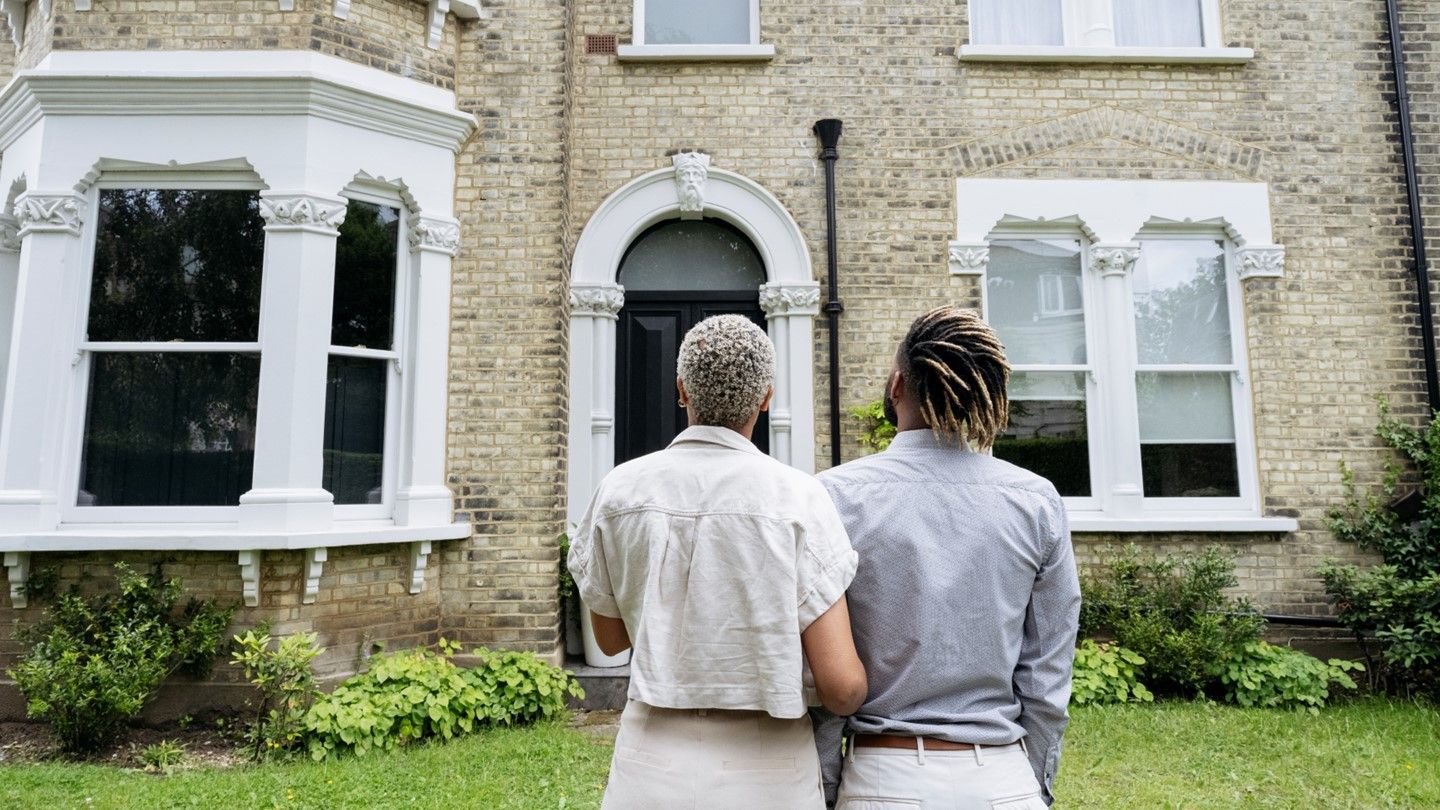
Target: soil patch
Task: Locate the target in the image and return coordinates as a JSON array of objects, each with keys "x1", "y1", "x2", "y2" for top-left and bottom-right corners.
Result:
[{"x1": 0, "y1": 722, "x2": 245, "y2": 770}]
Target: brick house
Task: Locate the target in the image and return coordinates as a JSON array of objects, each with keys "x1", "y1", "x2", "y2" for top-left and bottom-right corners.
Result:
[{"x1": 0, "y1": 0, "x2": 1437, "y2": 712}]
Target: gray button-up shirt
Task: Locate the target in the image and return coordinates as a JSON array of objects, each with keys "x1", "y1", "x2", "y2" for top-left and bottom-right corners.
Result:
[{"x1": 813, "y1": 429, "x2": 1080, "y2": 804}]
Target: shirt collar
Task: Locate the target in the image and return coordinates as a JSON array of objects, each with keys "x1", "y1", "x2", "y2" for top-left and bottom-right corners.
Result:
[
  {"x1": 887, "y1": 428, "x2": 971, "y2": 453},
  {"x1": 669, "y1": 425, "x2": 767, "y2": 455}
]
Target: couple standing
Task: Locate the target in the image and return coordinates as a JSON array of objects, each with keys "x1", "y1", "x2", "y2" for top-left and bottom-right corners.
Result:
[{"x1": 567, "y1": 306, "x2": 1081, "y2": 809}]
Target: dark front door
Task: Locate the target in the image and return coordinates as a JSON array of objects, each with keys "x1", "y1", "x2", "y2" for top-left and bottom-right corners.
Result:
[{"x1": 615, "y1": 291, "x2": 770, "y2": 464}]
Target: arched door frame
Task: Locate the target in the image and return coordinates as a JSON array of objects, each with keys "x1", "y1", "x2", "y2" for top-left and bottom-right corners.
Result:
[{"x1": 567, "y1": 156, "x2": 819, "y2": 524}]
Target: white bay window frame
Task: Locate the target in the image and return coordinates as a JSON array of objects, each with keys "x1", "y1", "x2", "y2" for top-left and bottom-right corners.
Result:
[
  {"x1": 0, "y1": 50, "x2": 473, "y2": 606},
  {"x1": 953, "y1": 178, "x2": 1294, "y2": 534},
  {"x1": 617, "y1": 0, "x2": 775, "y2": 61},
  {"x1": 960, "y1": 0, "x2": 1252, "y2": 65}
]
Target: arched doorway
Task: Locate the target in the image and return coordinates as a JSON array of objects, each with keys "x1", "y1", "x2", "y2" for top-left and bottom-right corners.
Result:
[
  {"x1": 566, "y1": 158, "x2": 820, "y2": 527},
  {"x1": 614, "y1": 218, "x2": 769, "y2": 463}
]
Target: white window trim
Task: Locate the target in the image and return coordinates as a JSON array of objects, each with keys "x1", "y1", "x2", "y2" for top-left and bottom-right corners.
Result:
[
  {"x1": 955, "y1": 178, "x2": 1295, "y2": 534},
  {"x1": 0, "y1": 51, "x2": 474, "y2": 606},
  {"x1": 959, "y1": 0, "x2": 1252, "y2": 65},
  {"x1": 617, "y1": 0, "x2": 775, "y2": 61}
]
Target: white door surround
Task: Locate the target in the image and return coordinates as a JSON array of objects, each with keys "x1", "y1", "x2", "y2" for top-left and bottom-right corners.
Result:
[{"x1": 566, "y1": 156, "x2": 819, "y2": 524}]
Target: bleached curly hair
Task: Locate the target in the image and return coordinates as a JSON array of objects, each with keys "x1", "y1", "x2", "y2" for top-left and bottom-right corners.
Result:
[{"x1": 677, "y1": 315, "x2": 776, "y2": 429}]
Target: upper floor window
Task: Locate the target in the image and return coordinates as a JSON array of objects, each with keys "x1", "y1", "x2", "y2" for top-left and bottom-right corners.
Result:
[
  {"x1": 619, "y1": 0, "x2": 773, "y2": 60},
  {"x1": 961, "y1": 0, "x2": 1249, "y2": 62}
]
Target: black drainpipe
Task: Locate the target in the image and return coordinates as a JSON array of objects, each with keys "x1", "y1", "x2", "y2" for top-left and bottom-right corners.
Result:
[
  {"x1": 815, "y1": 119, "x2": 845, "y2": 468},
  {"x1": 1386, "y1": 0, "x2": 1440, "y2": 413}
]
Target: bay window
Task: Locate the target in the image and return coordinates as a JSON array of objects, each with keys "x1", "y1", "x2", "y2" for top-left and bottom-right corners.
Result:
[{"x1": 954, "y1": 178, "x2": 1293, "y2": 532}]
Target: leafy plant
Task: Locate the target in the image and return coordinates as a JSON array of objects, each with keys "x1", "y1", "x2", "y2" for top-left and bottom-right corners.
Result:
[
  {"x1": 139, "y1": 739, "x2": 186, "y2": 773},
  {"x1": 850, "y1": 400, "x2": 896, "y2": 453},
  {"x1": 1324, "y1": 399, "x2": 1440, "y2": 697},
  {"x1": 303, "y1": 641, "x2": 583, "y2": 761},
  {"x1": 558, "y1": 531, "x2": 576, "y2": 603},
  {"x1": 1081, "y1": 546, "x2": 1265, "y2": 696},
  {"x1": 1209, "y1": 641, "x2": 1362, "y2": 713},
  {"x1": 8, "y1": 564, "x2": 235, "y2": 753},
  {"x1": 231, "y1": 626, "x2": 323, "y2": 760},
  {"x1": 1071, "y1": 640, "x2": 1154, "y2": 705}
]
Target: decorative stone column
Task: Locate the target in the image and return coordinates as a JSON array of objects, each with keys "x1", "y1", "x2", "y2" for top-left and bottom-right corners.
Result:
[
  {"x1": 239, "y1": 192, "x2": 348, "y2": 531},
  {"x1": 565, "y1": 283, "x2": 624, "y2": 525},
  {"x1": 0, "y1": 193, "x2": 86, "y2": 531},
  {"x1": 1090, "y1": 244, "x2": 1144, "y2": 516},
  {"x1": 395, "y1": 214, "x2": 461, "y2": 526},
  {"x1": 760, "y1": 281, "x2": 821, "y2": 473}
]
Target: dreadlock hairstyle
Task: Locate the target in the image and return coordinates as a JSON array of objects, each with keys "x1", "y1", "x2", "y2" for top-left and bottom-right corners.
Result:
[{"x1": 897, "y1": 305, "x2": 1011, "y2": 450}]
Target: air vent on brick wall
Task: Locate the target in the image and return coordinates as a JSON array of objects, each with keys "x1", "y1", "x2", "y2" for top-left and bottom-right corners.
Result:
[{"x1": 586, "y1": 34, "x2": 618, "y2": 55}]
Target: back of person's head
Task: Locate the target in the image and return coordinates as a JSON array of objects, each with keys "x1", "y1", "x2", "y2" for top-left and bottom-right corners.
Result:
[
  {"x1": 677, "y1": 315, "x2": 776, "y2": 430},
  {"x1": 898, "y1": 305, "x2": 1011, "y2": 450}
]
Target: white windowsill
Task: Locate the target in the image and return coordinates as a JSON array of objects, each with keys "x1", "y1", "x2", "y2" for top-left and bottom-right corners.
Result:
[
  {"x1": 0, "y1": 520, "x2": 472, "y2": 552},
  {"x1": 958, "y1": 44, "x2": 1254, "y2": 65},
  {"x1": 1069, "y1": 515, "x2": 1297, "y2": 534},
  {"x1": 615, "y1": 44, "x2": 776, "y2": 62}
]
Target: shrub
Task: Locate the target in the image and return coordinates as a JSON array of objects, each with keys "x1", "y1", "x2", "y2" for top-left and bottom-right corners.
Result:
[
  {"x1": 1209, "y1": 641, "x2": 1362, "y2": 713},
  {"x1": 303, "y1": 640, "x2": 583, "y2": 760},
  {"x1": 850, "y1": 400, "x2": 896, "y2": 453},
  {"x1": 8, "y1": 564, "x2": 234, "y2": 753},
  {"x1": 1071, "y1": 640, "x2": 1153, "y2": 706},
  {"x1": 231, "y1": 626, "x2": 323, "y2": 760},
  {"x1": 1324, "y1": 400, "x2": 1440, "y2": 697},
  {"x1": 1081, "y1": 546, "x2": 1265, "y2": 696}
]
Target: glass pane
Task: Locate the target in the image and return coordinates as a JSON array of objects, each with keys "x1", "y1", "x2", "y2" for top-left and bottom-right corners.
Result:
[
  {"x1": 994, "y1": 372, "x2": 1090, "y2": 497},
  {"x1": 89, "y1": 190, "x2": 265, "y2": 342},
  {"x1": 332, "y1": 200, "x2": 400, "y2": 349},
  {"x1": 323, "y1": 356, "x2": 387, "y2": 505},
  {"x1": 970, "y1": 0, "x2": 1063, "y2": 46},
  {"x1": 1137, "y1": 372, "x2": 1239, "y2": 497},
  {"x1": 79, "y1": 353, "x2": 259, "y2": 506},
  {"x1": 1114, "y1": 0, "x2": 1205, "y2": 47},
  {"x1": 619, "y1": 219, "x2": 766, "y2": 292},
  {"x1": 987, "y1": 240, "x2": 1086, "y2": 365},
  {"x1": 645, "y1": 0, "x2": 749, "y2": 44},
  {"x1": 1133, "y1": 239, "x2": 1231, "y2": 365}
]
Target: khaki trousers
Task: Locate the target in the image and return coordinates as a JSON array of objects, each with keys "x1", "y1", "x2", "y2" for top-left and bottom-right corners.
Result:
[
  {"x1": 836, "y1": 741, "x2": 1048, "y2": 810},
  {"x1": 601, "y1": 701, "x2": 825, "y2": 810}
]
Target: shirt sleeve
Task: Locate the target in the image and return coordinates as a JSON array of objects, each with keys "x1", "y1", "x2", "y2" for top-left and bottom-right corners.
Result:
[
  {"x1": 1014, "y1": 495, "x2": 1082, "y2": 805},
  {"x1": 795, "y1": 482, "x2": 859, "y2": 631},
  {"x1": 566, "y1": 485, "x2": 622, "y2": 619}
]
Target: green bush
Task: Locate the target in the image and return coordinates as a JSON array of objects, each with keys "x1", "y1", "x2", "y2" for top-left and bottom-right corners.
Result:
[
  {"x1": 231, "y1": 626, "x2": 323, "y2": 760},
  {"x1": 7, "y1": 564, "x2": 234, "y2": 753},
  {"x1": 1081, "y1": 546, "x2": 1265, "y2": 696},
  {"x1": 1324, "y1": 400, "x2": 1440, "y2": 697},
  {"x1": 850, "y1": 400, "x2": 897, "y2": 453},
  {"x1": 1209, "y1": 641, "x2": 1362, "y2": 712},
  {"x1": 303, "y1": 640, "x2": 583, "y2": 760},
  {"x1": 1071, "y1": 640, "x2": 1154, "y2": 706}
]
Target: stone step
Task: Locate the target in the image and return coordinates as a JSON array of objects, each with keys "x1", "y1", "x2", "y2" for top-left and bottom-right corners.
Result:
[{"x1": 565, "y1": 656, "x2": 630, "y2": 711}]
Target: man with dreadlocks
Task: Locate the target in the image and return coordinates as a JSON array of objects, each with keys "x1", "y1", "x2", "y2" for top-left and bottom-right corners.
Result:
[{"x1": 814, "y1": 305, "x2": 1081, "y2": 809}]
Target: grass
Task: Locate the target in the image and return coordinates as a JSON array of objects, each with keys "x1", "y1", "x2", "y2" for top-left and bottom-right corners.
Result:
[{"x1": 2, "y1": 699, "x2": 1437, "y2": 809}]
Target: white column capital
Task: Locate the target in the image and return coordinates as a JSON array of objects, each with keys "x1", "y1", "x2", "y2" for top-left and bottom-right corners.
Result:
[
  {"x1": 759, "y1": 282, "x2": 821, "y2": 318},
  {"x1": 13, "y1": 192, "x2": 85, "y2": 237},
  {"x1": 570, "y1": 283, "x2": 625, "y2": 319},
  {"x1": 1091, "y1": 243, "x2": 1141, "y2": 278},
  {"x1": 259, "y1": 192, "x2": 349, "y2": 235},
  {"x1": 409, "y1": 215, "x2": 460, "y2": 256},
  {"x1": 947, "y1": 240, "x2": 990, "y2": 276},
  {"x1": 1237, "y1": 245, "x2": 1285, "y2": 280}
]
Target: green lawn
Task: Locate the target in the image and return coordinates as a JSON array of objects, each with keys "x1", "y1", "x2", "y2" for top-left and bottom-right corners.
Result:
[{"x1": 1, "y1": 699, "x2": 1437, "y2": 809}]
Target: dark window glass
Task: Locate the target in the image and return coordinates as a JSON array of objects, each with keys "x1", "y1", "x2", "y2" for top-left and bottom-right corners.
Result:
[
  {"x1": 619, "y1": 218, "x2": 766, "y2": 292},
  {"x1": 88, "y1": 190, "x2": 265, "y2": 342},
  {"x1": 1141, "y1": 444, "x2": 1239, "y2": 497},
  {"x1": 331, "y1": 200, "x2": 400, "y2": 349},
  {"x1": 1137, "y1": 372, "x2": 1239, "y2": 497},
  {"x1": 79, "y1": 353, "x2": 259, "y2": 506},
  {"x1": 323, "y1": 356, "x2": 387, "y2": 505},
  {"x1": 993, "y1": 372, "x2": 1091, "y2": 497}
]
